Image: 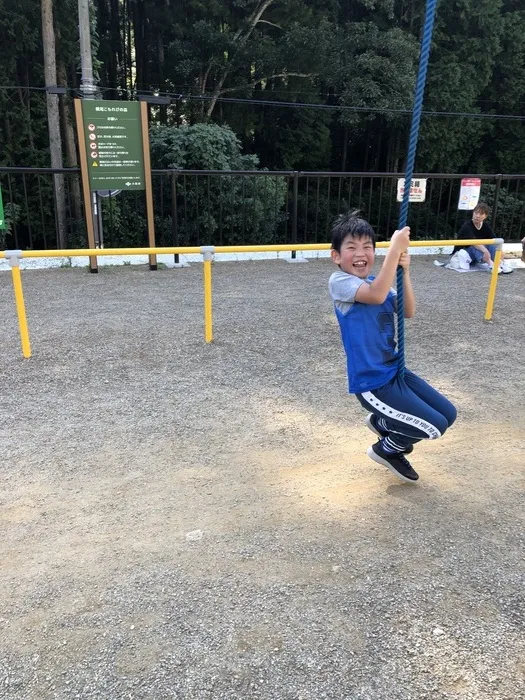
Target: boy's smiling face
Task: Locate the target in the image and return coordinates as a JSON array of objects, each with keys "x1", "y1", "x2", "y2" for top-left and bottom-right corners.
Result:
[{"x1": 331, "y1": 234, "x2": 375, "y2": 279}]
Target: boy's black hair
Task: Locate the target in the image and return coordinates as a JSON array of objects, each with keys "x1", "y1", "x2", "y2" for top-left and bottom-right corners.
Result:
[{"x1": 331, "y1": 210, "x2": 376, "y2": 252}]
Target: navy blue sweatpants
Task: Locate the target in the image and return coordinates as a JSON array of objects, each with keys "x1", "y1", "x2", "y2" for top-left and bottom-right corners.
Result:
[{"x1": 356, "y1": 369, "x2": 457, "y2": 451}]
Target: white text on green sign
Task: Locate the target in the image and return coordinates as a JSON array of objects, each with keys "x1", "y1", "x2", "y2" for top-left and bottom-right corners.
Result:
[{"x1": 82, "y1": 100, "x2": 145, "y2": 191}]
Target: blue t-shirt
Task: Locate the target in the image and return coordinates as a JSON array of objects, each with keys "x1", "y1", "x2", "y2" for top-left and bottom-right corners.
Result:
[{"x1": 329, "y1": 270, "x2": 398, "y2": 394}]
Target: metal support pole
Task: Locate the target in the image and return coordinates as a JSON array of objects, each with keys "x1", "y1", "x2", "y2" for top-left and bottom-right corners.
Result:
[
  {"x1": 92, "y1": 191, "x2": 102, "y2": 247},
  {"x1": 170, "y1": 172, "x2": 188, "y2": 267},
  {"x1": 6, "y1": 251, "x2": 32, "y2": 358},
  {"x1": 77, "y1": 1, "x2": 99, "y2": 270},
  {"x1": 172, "y1": 172, "x2": 179, "y2": 265},
  {"x1": 492, "y1": 175, "x2": 502, "y2": 232},
  {"x1": 484, "y1": 238, "x2": 503, "y2": 321},
  {"x1": 291, "y1": 171, "x2": 298, "y2": 260},
  {"x1": 287, "y1": 171, "x2": 307, "y2": 263},
  {"x1": 201, "y1": 246, "x2": 214, "y2": 343}
]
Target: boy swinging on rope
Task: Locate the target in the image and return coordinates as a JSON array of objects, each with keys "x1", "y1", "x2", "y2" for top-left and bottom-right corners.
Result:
[{"x1": 329, "y1": 211, "x2": 456, "y2": 483}]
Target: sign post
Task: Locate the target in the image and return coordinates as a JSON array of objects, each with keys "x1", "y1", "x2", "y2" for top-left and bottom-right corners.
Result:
[
  {"x1": 74, "y1": 99, "x2": 99, "y2": 272},
  {"x1": 140, "y1": 101, "x2": 157, "y2": 270},
  {"x1": 75, "y1": 99, "x2": 157, "y2": 270},
  {"x1": 458, "y1": 178, "x2": 481, "y2": 210},
  {"x1": 80, "y1": 100, "x2": 145, "y2": 190},
  {"x1": 396, "y1": 178, "x2": 427, "y2": 203}
]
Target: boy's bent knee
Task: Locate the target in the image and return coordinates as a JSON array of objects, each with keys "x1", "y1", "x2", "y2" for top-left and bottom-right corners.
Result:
[
  {"x1": 429, "y1": 416, "x2": 448, "y2": 439},
  {"x1": 426, "y1": 406, "x2": 456, "y2": 438},
  {"x1": 433, "y1": 404, "x2": 457, "y2": 438},
  {"x1": 441, "y1": 400, "x2": 457, "y2": 429}
]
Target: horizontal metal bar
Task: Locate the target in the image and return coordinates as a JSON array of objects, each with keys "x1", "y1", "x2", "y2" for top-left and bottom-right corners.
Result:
[
  {"x1": 8, "y1": 247, "x2": 203, "y2": 258},
  {"x1": 3, "y1": 239, "x2": 498, "y2": 260},
  {"x1": 2, "y1": 166, "x2": 525, "y2": 179},
  {"x1": 0, "y1": 167, "x2": 81, "y2": 174},
  {"x1": 151, "y1": 169, "x2": 295, "y2": 177},
  {"x1": 212, "y1": 239, "x2": 497, "y2": 252},
  {"x1": 124, "y1": 170, "x2": 525, "y2": 180},
  {"x1": 263, "y1": 172, "x2": 511, "y2": 179},
  {"x1": 292, "y1": 172, "x2": 522, "y2": 179}
]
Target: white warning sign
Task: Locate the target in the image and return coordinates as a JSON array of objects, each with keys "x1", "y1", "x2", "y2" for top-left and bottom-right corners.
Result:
[
  {"x1": 458, "y1": 178, "x2": 481, "y2": 210},
  {"x1": 397, "y1": 178, "x2": 427, "y2": 203}
]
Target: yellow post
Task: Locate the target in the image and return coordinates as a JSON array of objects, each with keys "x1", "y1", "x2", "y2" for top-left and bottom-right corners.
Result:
[
  {"x1": 9, "y1": 255, "x2": 32, "y2": 358},
  {"x1": 201, "y1": 247, "x2": 214, "y2": 343},
  {"x1": 484, "y1": 248, "x2": 502, "y2": 321}
]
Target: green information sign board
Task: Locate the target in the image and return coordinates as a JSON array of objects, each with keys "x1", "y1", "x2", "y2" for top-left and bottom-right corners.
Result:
[
  {"x1": 81, "y1": 100, "x2": 145, "y2": 191},
  {"x1": 0, "y1": 184, "x2": 5, "y2": 230}
]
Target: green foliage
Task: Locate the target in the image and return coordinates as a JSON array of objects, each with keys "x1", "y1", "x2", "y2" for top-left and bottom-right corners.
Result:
[
  {"x1": 0, "y1": 202, "x2": 21, "y2": 247},
  {"x1": 104, "y1": 123, "x2": 288, "y2": 246},
  {"x1": 480, "y1": 182, "x2": 525, "y2": 240},
  {"x1": 2, "y1": 0, "x2": 525, "y2": 176},
  {"x1": 97, "y1": 193, "x2": 149, "y2": 248},
  {"x1": 330, "y1": 23, "x2": 419, "y2": 125},
  {"x1": 150, "y1": 123, "x2": 258, "y2": 170},
  {"x1": 417, "y1": 0, "x2": 504, "y2": 171},
  {"x1": 251, "y1": 106, "x2": 332, "y2": 170},
  {"x1": 0, "y1": 0, "x2": 47, "y2": 167}
]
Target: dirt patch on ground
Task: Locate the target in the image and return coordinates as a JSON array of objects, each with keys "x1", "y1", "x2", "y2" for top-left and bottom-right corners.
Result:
[{"x1": 1, "y1": 257, "x2": 524, "y2": 699}]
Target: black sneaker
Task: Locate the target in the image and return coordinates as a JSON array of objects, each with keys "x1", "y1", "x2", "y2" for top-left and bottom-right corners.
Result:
[
  {"x1": 367, "y1": 441, "x2": 419, "y2": 483},
  {"x1": 365, "y1": 414, "x2": 413, "y2": 455}
]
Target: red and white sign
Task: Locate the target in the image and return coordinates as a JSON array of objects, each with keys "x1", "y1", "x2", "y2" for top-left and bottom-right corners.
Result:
[
  {"x1": 458, "y1": 178, "x2": 481, "y2": 210},
  {"x1": 397, "y1": 178, "x2": 427, "y2": 202}
]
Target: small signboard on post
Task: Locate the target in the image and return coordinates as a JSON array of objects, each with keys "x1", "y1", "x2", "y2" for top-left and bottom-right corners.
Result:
[
  {"x1": 80, "y1": 100, "x2": 145, "y2": 191},
  {"x1": 458, "y1": 178, "x2": 481, "y2": 210},
  {"x1": 0, "y1": 185, "x2": 5, "y2": 230},
  {"x1": 397, "y1": 178, "x2": 427, "y2": 202},
  {"x1": 74, "y1": 98, "x2": 157, "y2": 271}
]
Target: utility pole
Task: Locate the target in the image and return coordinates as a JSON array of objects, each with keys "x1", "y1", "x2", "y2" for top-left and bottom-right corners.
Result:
[
  {"x1": 41, "y1": 0, "x2": 67, "y2": 248},
  {"x1": 78, "y1": 0, "x2": 97, "y2": 99},
  {"x1": 77, "y1": 0, "x2": 103, "y2": 247}
]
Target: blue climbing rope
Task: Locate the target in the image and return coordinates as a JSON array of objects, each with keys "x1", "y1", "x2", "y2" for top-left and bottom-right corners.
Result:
[{"x1": 397, "y1": 0, "x2": 438, "y2": 378}]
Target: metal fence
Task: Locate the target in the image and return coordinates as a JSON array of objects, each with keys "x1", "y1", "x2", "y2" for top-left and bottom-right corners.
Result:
[{"x1": 2, "y1": 167, "x2": 525, "y2": 251}]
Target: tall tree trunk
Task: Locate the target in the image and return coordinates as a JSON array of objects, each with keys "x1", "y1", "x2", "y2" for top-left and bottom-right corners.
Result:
[
  {"x1": 393, "y1": 130, "x2": 402, "y2": 173},
  {"x1": 57, "y1": 59, "x2": 83, "y2": 224},
  {"x1": 41, "y1": 0, "x2": 67, "y2": 248},
  {"x1": 386, "y1": 130, "x2": 394, "y2": 172},
  {"x1": 158, "y1": 32, "x2": 167, "y2": 124},
  {"x1": 109, "y1": 0, "x2": 120, "y2": 97},
  {"x1": 126, "y1": 0, "x2": 133, "y2": 94},
  {"x1": 17, "y1": 86, "x2": 34, "y2": 153},
  {"x1": 121, "y1": 0, "x2": 132, "y2": 94},
  {"x1": 95, "y1": 0, "x2": 118, "y2": 97},
  {"x1": 363, "y1": 125, "x2": 370, "y2": 171},
  {"x1": 373, "y1": 125, "x2": 383, "y2": 171},
  {"x1": 25, "y1": 67, "x2": 35, "y2": 152},
  {"x1": 341, "y1": 126, "x2": 348, "y2": 171},
  {"x1": 133, "y1": 0, "x2": 145, "y2": 91},
  {"x1": 121, "y1": 0, "x2": 127, "y2": 92}
]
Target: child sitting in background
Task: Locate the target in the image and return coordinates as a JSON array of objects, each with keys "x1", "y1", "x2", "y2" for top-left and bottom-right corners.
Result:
[{"x1": 448, "y1": 202, "x2": 513, "y2": 274}]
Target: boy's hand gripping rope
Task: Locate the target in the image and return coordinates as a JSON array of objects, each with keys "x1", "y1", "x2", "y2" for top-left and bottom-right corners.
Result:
[{"x1": 396, "y1": 0, "x2": 438, "y2": 378}]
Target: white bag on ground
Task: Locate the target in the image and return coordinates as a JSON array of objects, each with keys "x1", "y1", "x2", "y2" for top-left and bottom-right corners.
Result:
[{"x1": 448, "y1": 249, "x2": 471, "y2": 271}]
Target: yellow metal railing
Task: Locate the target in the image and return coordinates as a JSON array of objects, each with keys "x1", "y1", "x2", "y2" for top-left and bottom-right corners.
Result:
[{"x1": 3, "y1": 238, "x2": 503, "y2": 358}]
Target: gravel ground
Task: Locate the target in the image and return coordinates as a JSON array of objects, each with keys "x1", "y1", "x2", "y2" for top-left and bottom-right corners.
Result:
[{"x1": 1, "y1": 256, "x2": 524, "y2": 700}]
